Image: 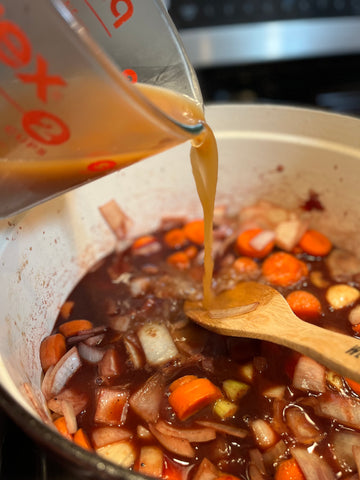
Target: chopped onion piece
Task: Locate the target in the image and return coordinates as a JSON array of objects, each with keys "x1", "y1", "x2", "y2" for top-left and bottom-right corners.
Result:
[
  {"x1": 137, "y1": 322, "x2": 178, "y2": 366},
  {"x1": 154, "y1": 420, "x2": 216, "y2": 442},
  {"x1": 94, "y1": 387, "x2": 129, "y2": 426},
  {"x1": 250, "y1": 419, "x2": 278, "y2": 449},
  {"x1": 148, "y1": 424, "x2": 195, "y2": 458},
  {"x1": 129, "y1": 277, "x2": 150, "y2": 297},
  {"x1": 49, "y1": 346, "x2": 82, "y2": 396},
  {"x1": 249, "y1": 230, "x2": 275, "y2": 252},
  {"x1": 275, "y1": 217, "x2": 308, "y2": 252},
  {"x1": 285, "y1": 406, "x2": 322, "y2": 445},
  {"x1": 137, "y1": 446, "x2": 164, "y2": 478},
  {"x1": 248, "y1": 464, "x2": 265, "y2": 480},
  {"x1": 78, "y1": 342, "x2": 105, "y2": 364},
  {"x1": 262, "y1": 440, "x2": 287, "y2": 469},
  {"x1": 129, "y1": 372, "x2": 165, "y2": 423},
  {"x1": 293, "y1": 355, "x2": 326, "y2": 393},
  {"x1": 96, "y1": 440, "x2": 136, "y2": 468},
  {"x1": 124, "y1": 337, "x2": 144, "y2": 369},
  {"x1": 249, "y1": 449, "x2": 266, "y2": 476},
  {"x1": 47, "y1": 388, "x2": 88, "y2": 416},
  {"x1": 92, "y1": 426, "x2": 132, "y2": 449},
  {"x1": 192, "y1": 458, "x2": 221, "y2": 480},
  {"x1": 291, "y1": 447, "x2": 336, "y2": 480},
  {"x1": 98, "y1": 348, "x2": 123, "y2": 377},
  {"x1": 61, "y1": 399, "x2": 77, "y2": 435},
  {"x1": 196, "y1": 420, "x2": 247, "y2": 439},
  {"x1": 262, "y1": 385, "x2": 286, "y2": 399},
  {"x1": 99, "y1": 199, "x2": 132, "y2": 240},
  {"x1": 312, "y1": 392, "x2": 360, "y2": 429},
  {"x1": 352, "y1": 445, "x2": 360, "y2": 476},
  {"x1": 330, "y1": 430, "x2": 360, "y2": 472}
]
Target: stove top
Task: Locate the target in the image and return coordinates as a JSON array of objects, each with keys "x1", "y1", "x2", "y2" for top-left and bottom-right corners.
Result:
[{"x1": 0, "y1": 408, "x2": 81, "y2": 480}]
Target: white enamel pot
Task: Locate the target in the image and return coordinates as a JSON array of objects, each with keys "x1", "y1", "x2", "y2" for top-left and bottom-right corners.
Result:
[{"x1": 1, "y1": 104, "x2": 360, "y2": 478}]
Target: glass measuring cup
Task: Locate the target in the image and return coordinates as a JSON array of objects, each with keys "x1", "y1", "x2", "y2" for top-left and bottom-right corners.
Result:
[{"x1": 0, "y1": 0, "x2": 204, "y2": 218}]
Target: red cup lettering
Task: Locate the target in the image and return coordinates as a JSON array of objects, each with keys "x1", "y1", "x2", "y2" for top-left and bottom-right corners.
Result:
[
  {"x1": 22, "y1": 110, "x2": 70, "y2": 145},
  {"x1": 87, "y1": 160, "x2": 117, "y2": 172},
  {"x1": 111, "y1": 0, "x2": 134, "y2": 28},
  {"x1": 123, "y1": 68, "x2": 137, "y2": 83},
  {"x1": 0, "y1": 18, "x2": 31, "y2": 68}
]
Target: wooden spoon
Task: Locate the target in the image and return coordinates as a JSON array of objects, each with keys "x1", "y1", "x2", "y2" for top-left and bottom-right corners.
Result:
[{"x1": 184, "y1": 281, "x2": 360, "y2": 383}]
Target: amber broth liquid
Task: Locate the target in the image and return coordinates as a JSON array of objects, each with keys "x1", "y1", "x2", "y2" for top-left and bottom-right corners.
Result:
[{"x1": 1, "y1": 83, "x2": 218, "y2": 305}]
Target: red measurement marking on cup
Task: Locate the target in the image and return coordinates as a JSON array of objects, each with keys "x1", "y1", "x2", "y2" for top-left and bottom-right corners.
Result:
[
  {"x1": 123, "y1": 69, "x2": 137, "y2": 83},
  {"x1": 0, "y1": 87, "x2": 24, "y2": 113},
  {"x1": 22, "y1": 111, "x2": 70, "y2": 146},
  {"x1": 17, "y1": 55, "x2": 67, "y2": 103},
  {"x1": 83, "y1": 0, "x2": 112, "y2": 37},
  {"x1": 0, "y1": 3, "x2": 71, "y2": 150},
  {"x1": 87, "y1": 160, "x2": 117, "y2": 172},
  {"x1": 83, "y1": 0, "x2": 134, "y2": 37}
]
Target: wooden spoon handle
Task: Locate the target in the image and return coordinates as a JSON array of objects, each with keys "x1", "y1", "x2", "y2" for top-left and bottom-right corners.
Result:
[{"x1": 265, "y1": 317, "x2": 360, "y2": 383}]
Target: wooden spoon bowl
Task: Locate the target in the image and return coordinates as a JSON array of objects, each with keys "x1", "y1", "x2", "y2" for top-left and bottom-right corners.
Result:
[{"x1": 184, "y1": 281, "x2": 360, "y2": 383}]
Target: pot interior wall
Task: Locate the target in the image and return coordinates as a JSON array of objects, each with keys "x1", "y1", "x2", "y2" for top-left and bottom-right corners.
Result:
[{"x1": 1, "y1": 103, "x2": 360, "y2": 423}]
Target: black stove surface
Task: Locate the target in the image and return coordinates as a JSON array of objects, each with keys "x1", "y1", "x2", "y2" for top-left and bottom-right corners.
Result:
[{"x1": 0, "y1": 408, "x2": 79, "y2": 480}]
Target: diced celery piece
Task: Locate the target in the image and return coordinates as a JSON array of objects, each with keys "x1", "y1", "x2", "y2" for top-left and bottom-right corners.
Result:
[
  {"x1": 223, "y1": 379, "x2": 250, "y2": 402},
  {"x1": 213, "y1": 398, "x2": 237, "y2": 419}
]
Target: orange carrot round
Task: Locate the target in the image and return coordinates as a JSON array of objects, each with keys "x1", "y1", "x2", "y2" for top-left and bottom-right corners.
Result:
[
  {"x1": 169, "y1": 377, "x2": 222, "y2": 420},
  {"x1": 58, "y1": 319, "x2": 93, "y2": 337},
  {"x1": 184, "y1": 245, "x2": 198, "y2": 260},
  {"x1": 262, "y1": 252, "x2": 308, "y2": 287},
  {"x1": 233, "y1": 256, "x2": 259, "y2": 274},
  {"x1": 298, "y1": 229, "x2": 332, "y2": 257},
  {"x1": 184, "y1": 220, "x2": 204, "y2": 245},
  {"x1": 60, "y1": 300, "x2": 74, "y2": 320},
  {"x1": 345, "y1": 377, "x2": 360, "y2": 396},
  {"x1": 275, "y1": 457, "x2": 305, "y2": 480},
  {"x1": 54, "y1": 416, "x2": 73, "y2": 441},
  {"x1": 40, "y1": 333, "x2": 66, "y2": 372},
  {"x1": 166, "y1": 251, "x2": 190, "y2": 270},
  {"x1": 286, "y1": 290, "x2": 322, "y2": 320},
  {"x1": 169, "y1": 375, "x2": 198, "y2": 392},
  {"x1": 74, "y1": 428, "x2": 92, "y2": 451},
  {"x1": 132, "y1": 235, "x2": 157, "y2": 251},
  {"x1": 236, "y1": 228, "x2": 275, "y2": 259},
  {"x1": 164, "y1": 228, "x2": 187, "y2": 249}
]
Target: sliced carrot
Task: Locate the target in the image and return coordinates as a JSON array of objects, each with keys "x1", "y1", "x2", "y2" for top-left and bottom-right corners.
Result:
[
  {"x1": 169, "y1": 377, "x2": 222, "y2": 421},
  {"x1": 60, "y1": 300, "x2": 74, "y2": 320},
  {"x1": 345, "y1": 377, "x2": 360, "y2": 396},
  {"x1": 214, "y1": 475, "x2": 242, "y2": 480},
  {"x1": 74, "y1": 428, "x2": 92, "y2": 451},
  {"x1": 39, "y1": 333, "x2": 66, "y2": 372},
  {"x1": 54, "y1": 416, "x2": 73, "y2": 441},
  {"x1": 169, "y1": 375, "x2": 198, "y2": 392},
  {"x1": 132, "y1": 235, "x2": 156, "y2": 251},
  {"x1": 233, "y1": 256, "x2": 258, "y2": 274},
  {"x1": 184, "y1": 220, "x2": 204, "y2": 245},
  {"x1": 236, "y1": 228, "x2": 275, "y2": 259},
  {"x1": 164, "y1": 228, "x2": 187, "y2": 249},
  {"x1": 286, "y1": 290, "x2": 322, "y2": 320},
  {"x1": 166, "y1": 251, "x2": 190, "y2": 270},
  {"x1": 298, "y1": 229, "x2": 332, "y2": 257},
  {"x1": 352, "y1": 323, "x2": 360, "y2": 334},
  {"x1": 184, "y1": 245, "x2": 198, "y2": 260},
  {"x1": 262, "y1": 252, "x2": 308, "y2": 287},
  {"x1": 163, "y1": 456, "x2": 189, "y2": 480},
  {"x1": 58, "y1": 319, "x2": 93, "y2": 337},
  {"x1": 274, "y1": 457, "x2": 305, "y2": 480}
]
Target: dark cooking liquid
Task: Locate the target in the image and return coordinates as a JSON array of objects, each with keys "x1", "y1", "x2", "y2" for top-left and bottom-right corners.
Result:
[{"x1": 45, "y1": 210, "x2": 360, "y2": 479}]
